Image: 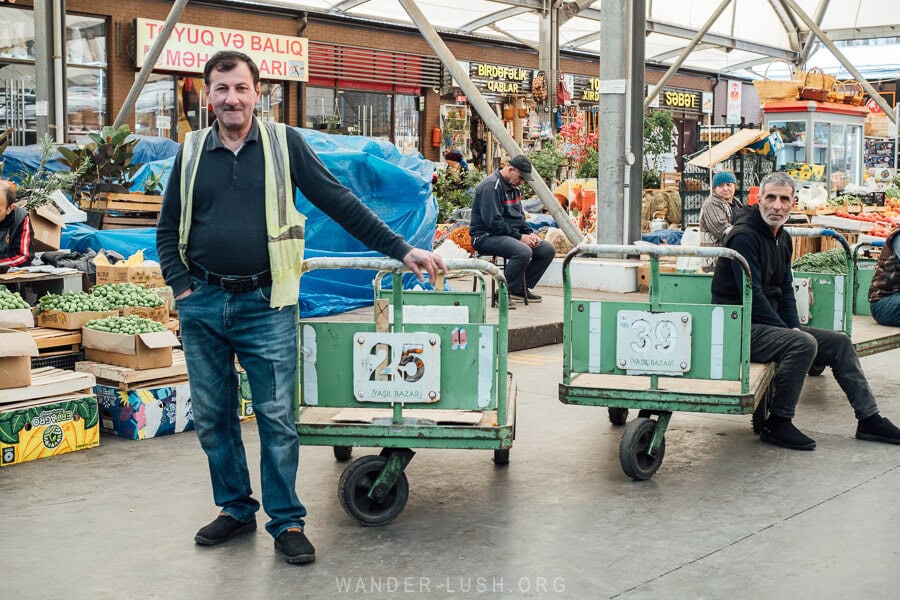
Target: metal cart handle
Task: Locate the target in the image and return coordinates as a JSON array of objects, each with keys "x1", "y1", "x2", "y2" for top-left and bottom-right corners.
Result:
[{"x1": 302, "y1": 256, "x2": 507, "y2": 286}]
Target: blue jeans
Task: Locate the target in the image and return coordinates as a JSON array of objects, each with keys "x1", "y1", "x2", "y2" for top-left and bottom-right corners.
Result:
[
  {"x1": 473, "y1": 235, "x2": 555, "y2": 293},
  {"x1": 870, "y1": 294, "x2": 900, "y2": 327},
  {"x1": 177, "y1": 278, "x2": 305, "y2": 538},
  {"x1": 750, "y1": 324, "x2": 879, "y2": 420}
]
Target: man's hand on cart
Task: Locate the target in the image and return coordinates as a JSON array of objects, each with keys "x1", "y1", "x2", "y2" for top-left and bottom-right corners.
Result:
[{"x1": 402, "y1": 248, "x2": 446, "y2": 284}]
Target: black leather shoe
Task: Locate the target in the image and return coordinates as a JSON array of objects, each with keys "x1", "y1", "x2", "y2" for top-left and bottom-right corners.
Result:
[
  {"x1": 275, "y1": 528, "x2": 316, "y2": 564},
  {"x1": 194, "y1": 514, "x2": 256, "y2": 546},
  {"x1": 509, "y1": 289, "x2": 543, "y2": 303},
  {"x1": 856, "y1": 415, "x2": 900, "y2": 444},
  {"x1": 760, "y1": 418, "x2": 816, "y2": 451}
]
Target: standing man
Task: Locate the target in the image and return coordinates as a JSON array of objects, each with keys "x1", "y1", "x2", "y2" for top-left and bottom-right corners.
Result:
[
  {"x1": 699, "y1": 170, "x2": 743, "y2": 272},
  {"x1": 868, "y1": 225, "x2": 900, "y2": 326},
  {"x1": 470, "y1": 155, "x2": 554, "y2": 302},
  {"x1": 711, "y1": 171, "x2": 900, "y2": 450},
  {"x1": 0, "y1": 180, "x2": 34, "y2": 270},
  {"x1": 156, "y1": 51, "x2": 444, "y2": 565}
]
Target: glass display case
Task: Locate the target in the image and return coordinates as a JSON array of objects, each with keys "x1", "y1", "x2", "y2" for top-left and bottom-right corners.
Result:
[{"x1": 764, "y1": 101, "x2": 868, "y2": 197}]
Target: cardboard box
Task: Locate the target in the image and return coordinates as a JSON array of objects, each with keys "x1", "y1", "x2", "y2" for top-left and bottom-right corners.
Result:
[
  {"x1": 0, "y1": 308, "x2": 35, "y2": 330},
  {"x1": 27, "y1": 204, "x2": 65, "y2": 252},
  {"x1": 81, "y1": 327, "x2": 179, "y2": 370},
  {"x1": 94, "y1": 380, "x2": 193, "y2": 439},
  {"x1": 0, "y1": 329, "x2": 40, "y2": 389},
  {"x1": 95, "y1": 264, "x2": 165, "y2": 288},
  {"x1": 0, "y1": 393, "x2": 100, "y2": 466},
  {"x1": 636, "y1": 264, "x2": 677, "y2": 292},
  {"x1": 119, "y1": 304, "x2": 169, "y2": 324},
  {"x1": 37, "y1": 309, "x2": 119, "y2": 330}
]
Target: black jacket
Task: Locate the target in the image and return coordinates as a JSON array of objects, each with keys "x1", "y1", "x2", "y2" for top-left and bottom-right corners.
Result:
[
  {"x1": 469, "y1": 170, "x2": 530, "y2": 240},
  {"x1": 710, "y1": 204, "x2": 800, "y2": 329},
  {"x1": 0, "y1": 205, "x2": 34, "y2": 268}
]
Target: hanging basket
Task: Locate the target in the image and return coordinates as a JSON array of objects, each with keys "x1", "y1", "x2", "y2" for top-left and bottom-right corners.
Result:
[
  {"x1": 753, "y1": 60, "x2": 801, "y2": 103},
  {"x1": 798, "y1": 67, "x2": 829, "y2": 102}
]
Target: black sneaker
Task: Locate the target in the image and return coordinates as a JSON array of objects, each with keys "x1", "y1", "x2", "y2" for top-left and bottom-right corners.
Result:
[
  {"x1": 856, "y1": 415, "x2": 900, "y2": 444},
  {"x1": 760, "y1": 418, "x2": 816, "y2": 451},
  {"x1": 275, "y1": 528, "x2": 316, "y2": 564},
  {"x1": 194, "y1": 514, "x2": 256, "y2": 546},
  {"x1": 509, "y1": 289, "x2": 543, "y2": 303}
]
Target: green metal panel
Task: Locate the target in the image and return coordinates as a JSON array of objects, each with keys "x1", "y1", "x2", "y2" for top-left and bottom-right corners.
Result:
[
  {"x1": 300, "y1": 321, "x2": 497, "y2": 411},
  {"x1": 657, "y1": 272, "x2": 713, "y2": 304},
  {"x1": 567, "y1": 300, "x2": 746, "y2": 380},
  {"x1": 795, "y1": 271, "x2": 848, "y2": 332},
  {"x1": 853, "y1": 263, "x2": 876, "y2": 316}
]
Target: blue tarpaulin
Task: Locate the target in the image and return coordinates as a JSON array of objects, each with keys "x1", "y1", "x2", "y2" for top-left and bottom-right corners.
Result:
[{"x1": 44, "y1": 129, "x2": 436, "y2": 317}]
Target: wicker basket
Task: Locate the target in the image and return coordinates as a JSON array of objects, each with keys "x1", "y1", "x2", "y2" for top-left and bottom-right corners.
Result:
[
  {"x1": 798, "y1": 67, "x2": 829, "y2": 102},
  {"x1": 842, "y1": 80, "x2": 866, "y2": 106},
  {"x1": 827, "y1": 80, "x2": 845, "y2": 104},
  {"x1": 753, "y1": 60, "x2": 801, "y2": 102}
]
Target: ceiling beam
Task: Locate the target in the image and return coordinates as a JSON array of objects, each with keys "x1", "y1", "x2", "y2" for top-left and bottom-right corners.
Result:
[
  {"x1": 487, "y1": 23, "x2": 540, "y2": 51},
  {"x1": 650, "y1": 42, "x2": 715, "y2": 62},
  {"x1": 329, "y1": 0, "x2": 371, "y2": 14},
  {"x1": 559, "y1": 0, "x2": 595, "y2": 26},
  {"x1": 820, "y1": 24, "x2": 900, "y2": 42},
  {"x1": 646, "y1": 19, "x2": 798, "y2": 60},
  {"x1": 769, "y1": 0, "x2": 801, "y2": 52},
  {"x1": 459, "y1": 7, "x2": 532, "y2": 33},
  {"x1": 562, "y1": 30, "x2": 603, "y2": 48}
]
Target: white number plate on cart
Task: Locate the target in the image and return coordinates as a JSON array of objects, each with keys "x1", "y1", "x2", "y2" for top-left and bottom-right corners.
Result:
[
  {"x1": 352, "y1": 332, "x2": 441, "y2": 403},
  {"x1": 616, "y1": 310, "x2": 692, "y2": 375}
]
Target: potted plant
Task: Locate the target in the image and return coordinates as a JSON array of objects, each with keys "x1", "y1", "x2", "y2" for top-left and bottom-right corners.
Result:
[
  {"x1": 142, "y1": 165, "x2": 169, "y2": 195},
  {"x1": 58, "y1": 124, "x2": 141, "y2": 199},
  {"x1": 642, "y1": 110, "x2": 675, "y2": 190}
]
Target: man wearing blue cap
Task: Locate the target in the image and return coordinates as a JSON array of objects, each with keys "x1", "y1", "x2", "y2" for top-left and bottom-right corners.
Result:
[{"x1": 699, "y1": 170, "x2": 743, "y2": 272}]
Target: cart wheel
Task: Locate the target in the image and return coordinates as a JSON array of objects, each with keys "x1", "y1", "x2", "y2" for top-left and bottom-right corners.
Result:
[
  {"x1": 608, "y1": 407, "x2": 629, "y2": 426},
  {"x1": 338, "y1": 455, "x2": 408, "y2": 527},
  {"x1": 619, "y1": 417, "x2": 666, "y2": 481},
  {"x1": 493, "y1": 449, "x2": 510, "y2": 465},
  {"x1": 333, "y1": 446, "x2": 353, "y2": 462}
]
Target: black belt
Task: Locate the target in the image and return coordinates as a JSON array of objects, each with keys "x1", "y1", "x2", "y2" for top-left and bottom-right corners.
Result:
[{"x1": 189, "y1": 261, "x2": 272, "y2": 293}]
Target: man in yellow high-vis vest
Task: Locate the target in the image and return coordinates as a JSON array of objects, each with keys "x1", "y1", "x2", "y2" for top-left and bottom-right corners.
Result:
[{"x1": 156, "y1": 51, "x2": 444, "y2": 565}]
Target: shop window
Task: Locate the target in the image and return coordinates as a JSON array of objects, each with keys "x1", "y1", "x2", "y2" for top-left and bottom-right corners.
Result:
[
  {"x1": 134, "y1": 74, "x2": 176, "y2": 140},
  {"x1": 306, "y1": 86, "x2": 336, "y2": 131},
  {"x1": 66, "y1": 14, "x2": 106, "y2": 67},
  {"x1": 338, "y1": 90, "x2": 391, "y2": 140},
  {"x1": 394, "y1": 94, "x2": 420, "y2": 156},
  {"x1": 0, "y1": 6, "x2": 35, "y2": 61},
  {"x1": 256, "y1": 82, "x2": 283, "y2": 124},
  {"x1": 67, "y1": 66, "x2": 105, "y2": 142},
  {"x1": 0, "y1": 62, "x2": 36, "y2": 145}
]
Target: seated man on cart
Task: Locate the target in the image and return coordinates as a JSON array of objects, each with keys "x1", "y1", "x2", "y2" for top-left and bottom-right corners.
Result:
[
  {"x1": 711, "y1": 171, "x2": 900, "y2": 450},
  {"x1": 868, "y1": 225, "x2": 900, "y2": 327}
]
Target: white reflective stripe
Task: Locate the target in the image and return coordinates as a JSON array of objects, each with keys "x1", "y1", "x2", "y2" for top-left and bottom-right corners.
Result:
[
  {"x1": 589, "y1": 302, "x2": 602, "y2": 373},
  {"x1": 301, "y1": 325, "x2": 318, "y2": 406},
  {"x1": 710, "y1": 306, "x2": 724, "y2": 379},
  {"x1": 477, "y1": 325, "x2": 493, "y2": 408},
  {"x1": 833, "y1": 275, "x2": 844, "y2": 330}
]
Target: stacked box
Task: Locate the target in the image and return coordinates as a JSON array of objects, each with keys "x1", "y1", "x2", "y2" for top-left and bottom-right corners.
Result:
[
  {"x1": 95, "y1": 380, "x2": 194, "y2": 440},
  {"x1": 0, "y1": 394, "x2": 100, "y2": 466}
]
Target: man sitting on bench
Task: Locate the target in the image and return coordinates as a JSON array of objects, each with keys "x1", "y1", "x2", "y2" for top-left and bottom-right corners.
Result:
[{"x1": 711, "y1": 172, "x2": 900, "y2": 450}]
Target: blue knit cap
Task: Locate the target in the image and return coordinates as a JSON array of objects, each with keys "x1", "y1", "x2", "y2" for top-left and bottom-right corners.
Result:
[{"x1": 712, "y1": 171, "x2": 737, "y2": 187}]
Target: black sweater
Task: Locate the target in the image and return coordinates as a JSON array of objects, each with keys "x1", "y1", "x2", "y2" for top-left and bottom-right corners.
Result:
[
  {"x1": 710, "y1": 205, "x2": 800, "y2": 329},
  {"x1": 157, "y1": 120, "x2": 412, "y2": 296}
]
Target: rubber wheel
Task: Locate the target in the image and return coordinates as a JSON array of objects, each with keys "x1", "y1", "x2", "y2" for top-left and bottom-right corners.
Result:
[
  {"x1": 808, "y1": 362, "x2": 826, "y2": 376},
  {"x1": 608, "y1": 407, "x2": 629, "y2": 426},
  {"x1": 338, "y1": 455, "x2": 409, "y2": 527},
  {"x1": 333, "y1": 446, "x2": 353, "y2": 462},
  {"x1": 493, "y1": 448, "x2": 510, "y2": 465},
  {"x1": 619, "y1": 417, "x2": 666, "y2": 481}
]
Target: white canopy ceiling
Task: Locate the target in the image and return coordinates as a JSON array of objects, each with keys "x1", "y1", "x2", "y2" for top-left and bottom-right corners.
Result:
[{"x1": 230, "y1": 0, "x2": 900, "y2": 79}]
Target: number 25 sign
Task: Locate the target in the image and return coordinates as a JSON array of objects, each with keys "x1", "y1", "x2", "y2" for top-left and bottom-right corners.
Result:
[{"x1": 352, "y1": 332, "x2": 442, "y2": 403}]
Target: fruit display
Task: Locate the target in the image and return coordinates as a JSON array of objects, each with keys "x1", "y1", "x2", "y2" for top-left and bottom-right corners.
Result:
[
  {"x1": 37, "y1": 291, "x2": 110, "y2": 313},
  {"x1": 84, "y1": 315, "x2": 167, "y2": 334},
  {"x1": 0, "y1": 287, "x2": 30, "y2": 310},
  {"x1": 91, "y1": 283, "x2": 165, "y2": 308}
]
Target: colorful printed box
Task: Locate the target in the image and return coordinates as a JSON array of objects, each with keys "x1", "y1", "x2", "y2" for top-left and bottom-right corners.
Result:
[
  {"x1": 95, "y1": 381, "x2": 194, "y2": 440},
  {"x1": 0, "y1": 394, "x2": 100, "y2": 467}
]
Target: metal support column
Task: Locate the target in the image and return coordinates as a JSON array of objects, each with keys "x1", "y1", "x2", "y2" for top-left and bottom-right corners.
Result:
[
  {"x1": 626, "y1": 0, "x2": 646, "y2": 245},
  {"x1": 33, "y1": 0, "x2": 66, "y2": 142},
  {"x1": 597, "y1": 0, "x2": 626, "y2": 244},
  {"x1": 399, "y1": 0, "x2": 582, "y2": 245}
]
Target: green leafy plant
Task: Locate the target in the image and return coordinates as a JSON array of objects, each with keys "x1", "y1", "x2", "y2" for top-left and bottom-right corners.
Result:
[
  {"x1": 642, "y1": 110, "x2": 675, "y2": 189},
  {"x1": 576, "y1": 147, "x2": 599, "y2": 179},
  {"x1": 433, "y1": 167, "x2": 484, "y2": 223},
  {"x1": 142, "y1": 165, "x2": 169, "y2": 195},
  {"x1": 58, "y1": 124, "x2": 141, "y2": 197},
  {"x1": 519, "y1": 143, "x2": 567, "y2": 199},
  {"x1": 14, "y1": 134, "x2": 92, "y2": 211}
]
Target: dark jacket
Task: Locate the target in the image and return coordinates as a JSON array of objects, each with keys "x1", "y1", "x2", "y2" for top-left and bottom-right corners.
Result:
[
  {"x1": 711, "y1": 204, "x2": 800, "y2": 329},
  {"x1": 869, "y1": 227, "x2": 900, "y2": 303},
  {"x1": 0, "y1": 205, "x2": 35, "y2": 268},
  {"x1": 469, "y1": 170, "x2": 530, "y2": 241}
]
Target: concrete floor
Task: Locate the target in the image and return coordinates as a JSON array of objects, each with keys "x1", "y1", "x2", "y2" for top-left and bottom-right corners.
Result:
[{"x1": 4, "y1": 286, "x2": 900, "y2": 599}]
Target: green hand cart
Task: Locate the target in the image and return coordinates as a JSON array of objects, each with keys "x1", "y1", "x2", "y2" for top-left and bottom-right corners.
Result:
[
  {"x1": 296, "y1": 257, "x2": 516, "y2": 525},
  {"x1": 558, "y1": 243, "x2": 777, "y2": 480}
]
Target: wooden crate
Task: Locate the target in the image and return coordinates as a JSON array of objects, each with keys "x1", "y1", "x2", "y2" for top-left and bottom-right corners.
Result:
[
  {"x1": 0, "y1": 367, "x2": 95, "y2": 404},
  {"x1": 76, "y1": 349, "x2": 187, "y2": 391},
  {"x1": 28, "y1": 327, "x2": 82, "y2": 357},
  {"x1": 821, "y1": 231, "x2": 858, "y2": 252},
  {"x1": 87, "y1": 193, "x2": 162, "y2": 230}
]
